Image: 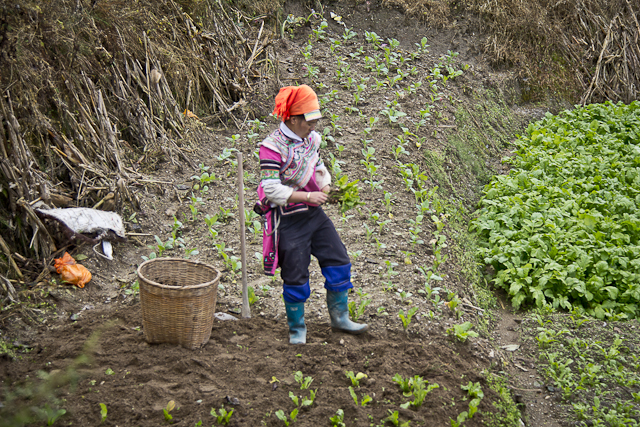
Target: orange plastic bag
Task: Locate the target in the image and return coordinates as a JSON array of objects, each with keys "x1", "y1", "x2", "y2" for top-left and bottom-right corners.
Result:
[{"x1": 54, "y1": 252, "x2": 92, "y2": 288}]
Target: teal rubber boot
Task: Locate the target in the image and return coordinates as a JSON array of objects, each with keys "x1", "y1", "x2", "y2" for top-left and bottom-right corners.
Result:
[
  {"x1": 284, "y1": 302, "x2": 307, "y2": 344},
  {"x1": 326, "y1": 290, "x2": 368, "y2": 334}
]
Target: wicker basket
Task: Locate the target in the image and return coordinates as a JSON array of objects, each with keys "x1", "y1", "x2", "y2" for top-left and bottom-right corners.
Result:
[{"x1": 138, "y1": 258, "x2": 221, "y2": 349}]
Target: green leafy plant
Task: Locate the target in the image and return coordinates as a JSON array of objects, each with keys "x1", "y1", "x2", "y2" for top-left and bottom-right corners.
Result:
[
  {"x1": 33, "y1": 405, "x2": 67, "y2": 427},
  {"x1": 345, "y1": 370, "x2": 367, "y2": 387},
  {"x1": 329, "y1": 409, "x2": 346, "y2": 427},
  {"x1": 393, "y1": 373, "x2": 414, "y2": 396},
  {"x1": 461, "y1": 381, "x2": 484, "y2": 418},
  {"x1": 163, "y1": 400, "x2": 175, "y2": 423},
  {"x1": 312, "y1": 20, "x2": 328, "y2": 40},
  {"x1": 294, "y1": 371, "x2": 313, "y2": 390},
  {"x1": 379, "y1": 105, "x2": 407, "y2": 126},
  {"x1": 472, "y1": 101, "x2": 640, "y2": 318},
  {"x1": 410, "y1": 382, "x2": 439, "y2": 408},
  {"x1": 365, "y1": 30, "x2": 382, "y2": 46},
  {"x1": 398, "y1": 307, "x2": 419, "y2": 331},
  {"x1": 383, "y1": 409, "x2": 410, "y2": 426},
  {"x1": 248, "y1": 287, "x2": 259, "y2": 306},
  {"x1": 328, "y1": 175, "x2": 363, "y2": 213},
  {"x1": 211, "y1": 407, "x2": 234, "y2": 427},
  {"x1": 304, "y1": 390, "x2": 317, "y2": 407},
  {"x1": 189, "y1": 203, "x2": 199, "y2": 221},
  {"x1": 361, "y1": 160, "x2": 383, "y2": 190},
  {"x1": 191, "y1": 170, "x2": 217, "y2": 191},
  {"x1": 217, "y1": 206, "x2": 234, "y2": 222},
  {"x1": 348, "y1": 288, "x2": 371, "y2": 322},
  {"x1": 348, "y1": 386, "x2": 373, "y2": 406},
  {"x1": 275, "y1": 408, "x2": 298, "y2": 426},
  {"x1": 447, "y1": 322, "x2": 479, "y2": 342},
  {"x1": 289, "y1": 391, "x2": 299, "y2": 407},
  {"x1": 450, "y1": 410, "x2": 468, "y2": 427},
  {"x1": 215, "y1": 242, "x2": 242, "y2": 276},
  {"x1": 99, "y1": 403, "x2": 107, "y2": 423}
]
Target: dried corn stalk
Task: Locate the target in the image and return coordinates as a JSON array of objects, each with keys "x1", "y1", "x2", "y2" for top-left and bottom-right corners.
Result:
[{"x1": 0, "y1": 0, "x2": 277, "y2": 282}]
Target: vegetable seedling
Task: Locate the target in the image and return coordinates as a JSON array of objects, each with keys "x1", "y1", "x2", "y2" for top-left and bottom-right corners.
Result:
[
  {"x1": 349, "y1": 386, "x2": 373, "y2": 406},
  {"x1": 399, "y1": 307, "x2": 419, "y2": 331},
  {"x1": 447, "y1": 322, "x2": 479, "y2": 342},
  {"x1": 211, "y1": 405, "x2": 233, "y2": 425},
  {"x1": 328, "y1": 175, "x2": 363, "y2": 213},
  {"x1": 329, "y1": 409, "x2": 346, "y2": 427},
  {"x1": 450, "y1": 410, "x2": 469, "y2": 427},
  {"x1": 345, "y1": 370, "x2": 367, "y2": 387},
  {"x1": 410, "y1": 382, "x2": 439, "y2": 408},
  {"x1": 348, "y1": 288, "x2": 371, "y2": 322},
  {"x1": 383, "y1": 410, "x2": 410, "y2": 426},
  {"x1": 300, "y1": 389, "x2": 317, "y2": 407},
  {"x1": 37, "y1": 405, "x2": 66, "y2": 427},
  {"x1": 163, "y1": 400, "x2": 175, "y2": 423},
  {"x1": 248, "y1": 287, "x2": 259, "y2": 306},
  {"x1": 461, "y1": 381, "x2": 483, "y2": 418},
  {"x1": 99, "y1": 403, "x2": 107, "y2": 423},
  {"x1": 294, "y1": 371, "x2": 313, "y2": 390},
  {"x1": 275, "y1": 408, "x2": 298, "y2": 426},
  {"x1": 393, "y1": 373, "x2": 414, "y2": 396}
]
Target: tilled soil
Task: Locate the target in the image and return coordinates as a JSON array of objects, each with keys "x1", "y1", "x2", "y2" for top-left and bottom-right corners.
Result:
[{"x1": 0, "y1": 1, "x2": 559, "y2": 426}]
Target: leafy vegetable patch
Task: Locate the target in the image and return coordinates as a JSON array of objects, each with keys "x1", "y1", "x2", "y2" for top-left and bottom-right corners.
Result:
[{"x1": 473, "y1": 101, "x2": 640, "y2": 318}]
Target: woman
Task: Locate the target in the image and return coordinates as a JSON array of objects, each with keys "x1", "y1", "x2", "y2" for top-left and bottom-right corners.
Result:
[{"x1": 256, "y1": 84, "x2": 368, "y2": 344}]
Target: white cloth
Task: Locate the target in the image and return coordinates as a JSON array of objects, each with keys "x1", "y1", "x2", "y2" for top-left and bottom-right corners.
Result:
[{"x1": 36, "y1": 207, "x2": 125, "y2": 239}]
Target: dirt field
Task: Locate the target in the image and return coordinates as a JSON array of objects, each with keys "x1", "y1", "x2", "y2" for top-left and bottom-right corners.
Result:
[{"x1": 0, "y1": 2, "x2": 579, "y2": 426}]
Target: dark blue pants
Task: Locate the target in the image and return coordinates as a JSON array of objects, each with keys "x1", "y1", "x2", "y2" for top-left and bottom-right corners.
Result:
[{"x1": 278, "y1": 206, "x2": 352, "y2": 303}]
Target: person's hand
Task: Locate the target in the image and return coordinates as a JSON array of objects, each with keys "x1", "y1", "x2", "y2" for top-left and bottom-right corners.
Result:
[
  {"x1": 321, "y1": 185, "x2": 331, "y2": 193},
  {"x1": 308, "y1": 191, "x2": 329, "y2": 205}
]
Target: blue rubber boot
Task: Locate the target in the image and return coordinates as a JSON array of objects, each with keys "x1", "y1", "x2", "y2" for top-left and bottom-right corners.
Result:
[
  {"x1": 284, "y1": 301, "x2": 307, "y2": 344},
  {"x1": 326, "y1": 290, "x2": 368, "y2": 334}
]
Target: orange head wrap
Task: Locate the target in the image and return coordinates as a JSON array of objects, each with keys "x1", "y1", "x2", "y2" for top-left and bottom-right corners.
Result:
[{"x1": 272, "y1": 85, "x2": 321, "y2": 122}]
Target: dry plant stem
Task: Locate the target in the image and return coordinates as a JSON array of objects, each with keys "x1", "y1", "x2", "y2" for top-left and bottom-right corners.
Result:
[
  {"x1": 461, "y1": 302, "x2": 485, "y2": 312},
  {"x1": 0, "y1": 234, "x2": 23, "y2": 279},
  {"x1": 0, "y1": 275, "x2": 18, "y2": 303},
  {"x1": 0, "y1": 0, "x2": 272, "y2": 279},
  {"x1": 17, "y1": 199, "x2": 56, "y2": 255},
  {"x1": 582, "y1": 17, "x2": 614, "y2": 104},
  {"x1": 464, "y1": 0, "x2": 639, "y2": 104}
]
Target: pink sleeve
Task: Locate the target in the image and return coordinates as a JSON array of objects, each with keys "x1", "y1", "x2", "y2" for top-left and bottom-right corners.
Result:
[{"x1": 259, "y1": 145, "x2": 281, "y2": 161}]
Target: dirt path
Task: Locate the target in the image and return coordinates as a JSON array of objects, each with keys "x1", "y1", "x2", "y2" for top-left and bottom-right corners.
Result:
[{"x1": 491, "y1": 301, "x2": 562, "y2": 427}]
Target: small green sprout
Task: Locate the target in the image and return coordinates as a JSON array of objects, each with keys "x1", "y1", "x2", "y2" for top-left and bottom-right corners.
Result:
[
  {"x1": 399, "y1": 307, "x2": 419, "y2": 331},
  {"x1": 300, "y1": 389, "x2": 317, "y2": 407},
  {"x1": 329, "y1": 409, "x2": 346, "y2": 426},
  {"x1": 248, "y1": 287, "x2": 259, "y2": 306},
  {"x1": 393, "y1": 373, "x2": 414, "y2": 396},
  {"x1": 345, "y1": 370, "x2": 367, "y2": 387},
  {"x1": 348, "y1": 288, "x2": 371, "y2": 322},
  {"x1": 447, "y1": 322, "x2": 479, "y2": 342},
  {"x1": 383, "y1": 409, "x2": 410, "y2": 426},
  {"x1": 36, "y1": 405, "x2": 66, "y2": 427},
  {"x1": 294, "y1": 371, "x2": 313, "y2": 390},
  {"x1": 211, "y1": 405, "x2": 234, "y2": 425},
  {"x1": 163, "y1": 400, "x2": 175, "y2": 423},
  {"x1": 275, "y1": 408, "x2": 298, "y2": 426},
  {"x1": 99, "y1": 403, "x2": 107, "y2": 423}
]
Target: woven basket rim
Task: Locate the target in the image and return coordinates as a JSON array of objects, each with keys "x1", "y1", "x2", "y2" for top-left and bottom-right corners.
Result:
[{"x1": 137, "y1": 257, "x2": 221, "y2": 290}]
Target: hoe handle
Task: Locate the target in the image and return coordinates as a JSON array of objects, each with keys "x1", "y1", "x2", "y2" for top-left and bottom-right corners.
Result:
[{"x1": 237, "y1": 152, "x2": 250, "y2": 318}]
